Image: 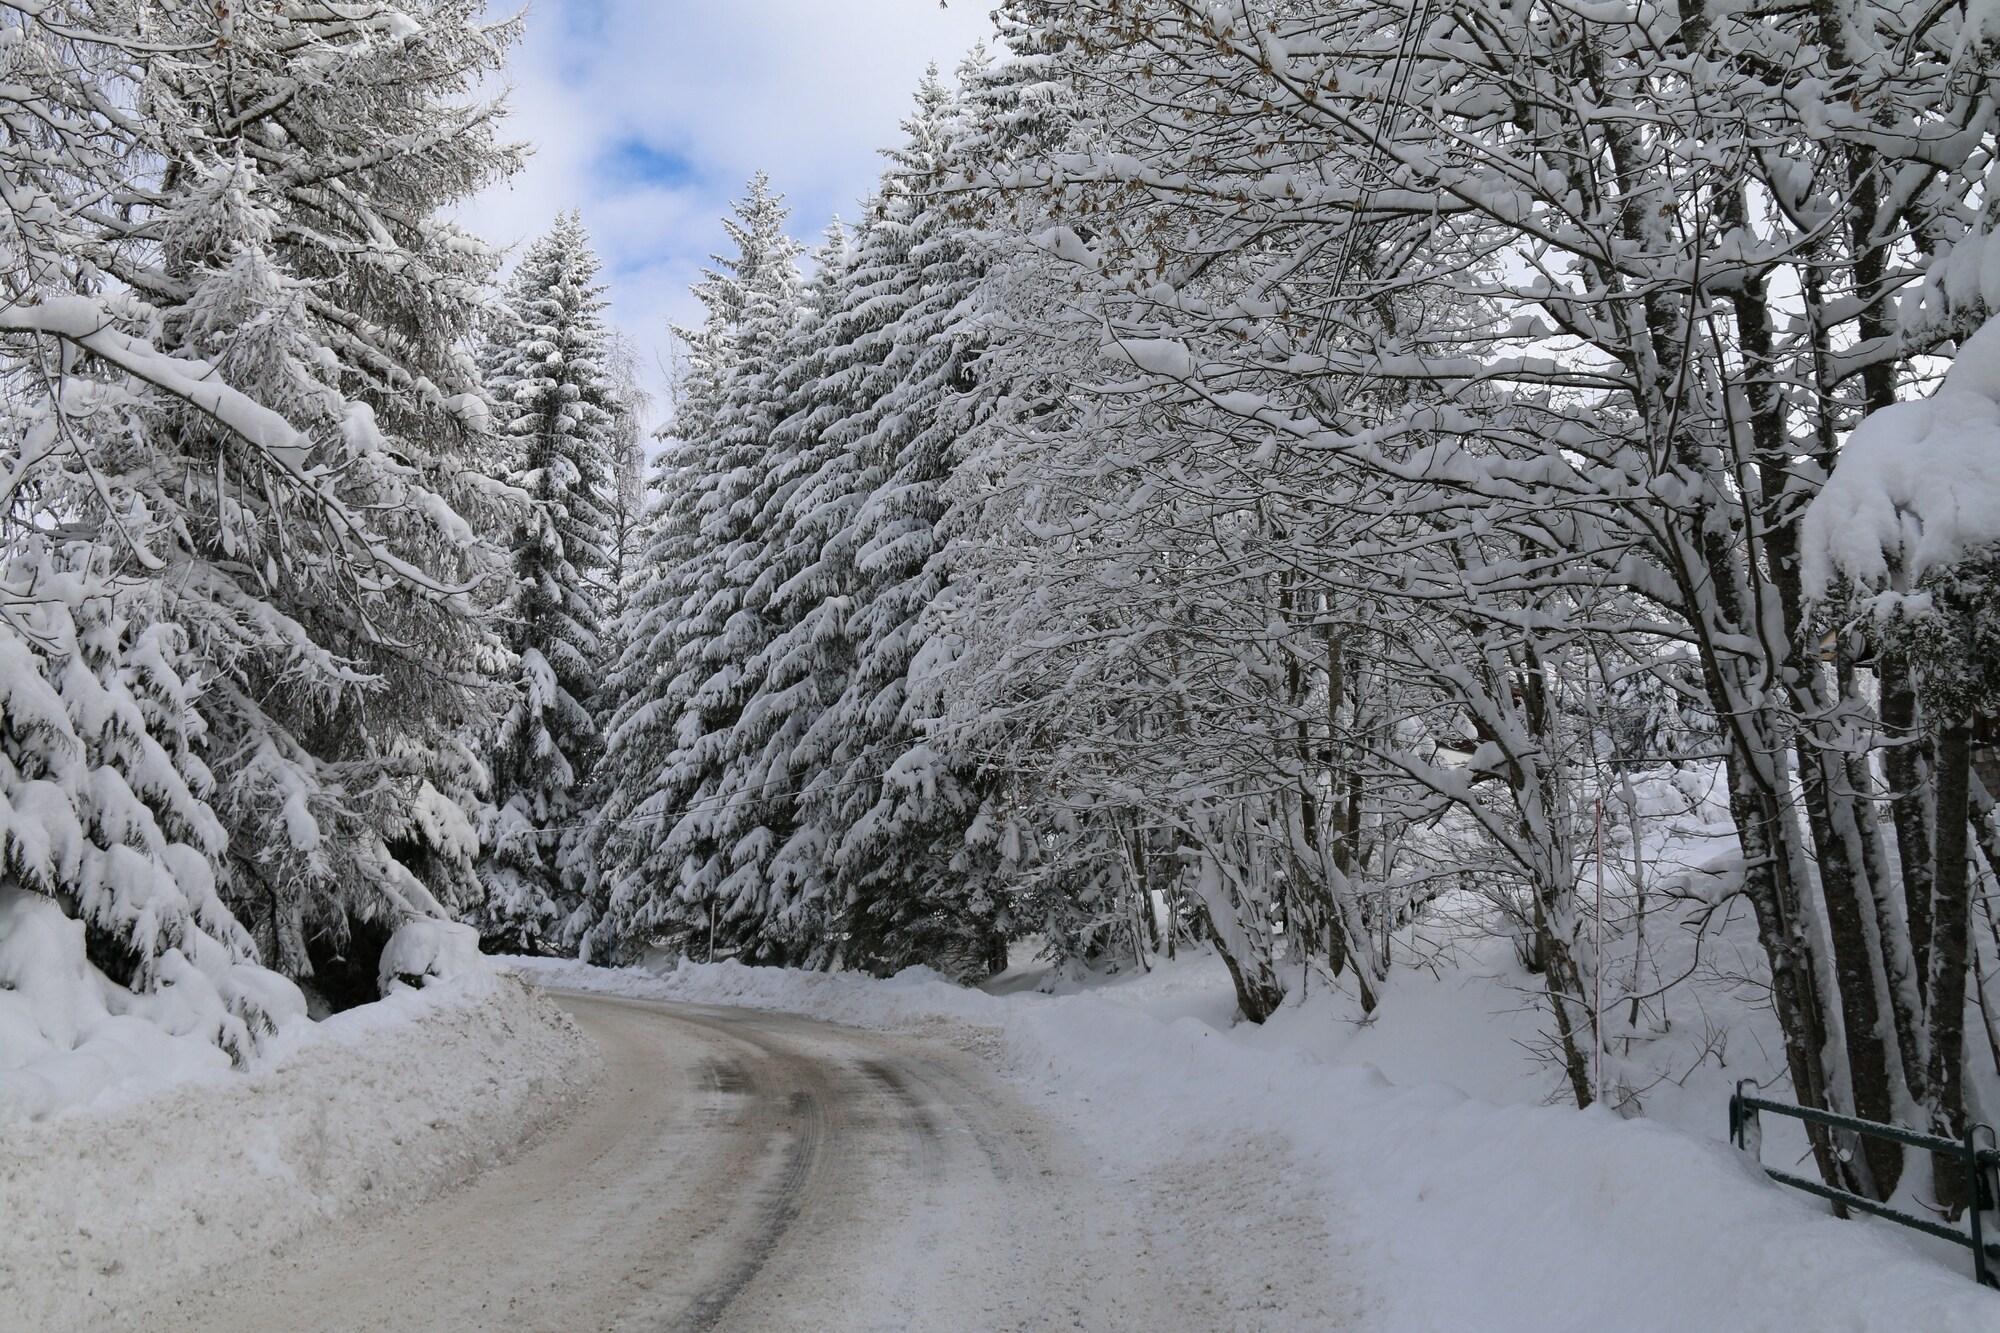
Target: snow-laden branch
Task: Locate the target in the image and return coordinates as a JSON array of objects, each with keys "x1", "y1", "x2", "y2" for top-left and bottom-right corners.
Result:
[
  {"x1": 0, "y1": 295, "x2": 477, "y2": 597},
  {"x1": 1802, "y1": 314, "x2": 2000, "y2": 598},
  {"x1": 0, "y1": 296, "x2": 315, "y2": 469}
]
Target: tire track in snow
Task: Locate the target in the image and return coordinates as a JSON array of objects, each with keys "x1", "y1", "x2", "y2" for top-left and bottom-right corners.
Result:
[
  {"x1": 858, "y1": 1057, "x2": 946, "y2": 1180},
  {"x1": 117, "y1": 992, "x2": 1340, "y2": 1332},
  {"x1": 673, "y1": 1027, "x2": 829, "y2": 1330}
]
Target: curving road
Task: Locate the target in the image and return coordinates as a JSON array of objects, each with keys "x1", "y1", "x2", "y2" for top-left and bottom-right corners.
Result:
[{"x1": 123, "y1": 990, "x2": 1294, "y2": 1332}]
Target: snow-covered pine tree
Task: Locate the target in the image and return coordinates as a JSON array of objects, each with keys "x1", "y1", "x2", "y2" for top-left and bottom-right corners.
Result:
[
  {"x1": 108, "y1": 2, "x2": 521, "y2": 1000},
  {"x1": 684, "y1": 218, "x2": 867, "y2": 964},
  {"x1": 473, "y1": 212, "x2": 616, "y2": 953},
  {"x1": 1, "y1": 0, "x2": 518, "y2": 1028},
  {"x1": 0, "y1": 544, "x2": 306, "y2": 1060},
  {"x1": 579, "y1": 176, "x2": 804, "y2": 961},
  {"x1": 612, "y1": 67, "x2": 1047, "y2": 977},
  {"x1": 645, "y1": 181, "x2": 811, "y2": 961},
  {"x1": 557, "y1": 331, "x2": 651, "y2": 946},
  {"x1": 0, "y1": 12, "x2": 310, "y2": 1050},
  {"x1": 799, "y1": 67, "x2": 1016, "y2": 978}
]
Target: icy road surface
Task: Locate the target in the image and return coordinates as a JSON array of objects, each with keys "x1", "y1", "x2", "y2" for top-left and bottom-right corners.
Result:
[{"x1": 127, "y1": 991, "x2": 1338, "y2": 1331}]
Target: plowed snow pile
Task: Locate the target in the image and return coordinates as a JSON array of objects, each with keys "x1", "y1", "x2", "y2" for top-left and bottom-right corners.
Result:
[{"x1": 2, "y1": 971, "x2": 595, "y2": 1330}]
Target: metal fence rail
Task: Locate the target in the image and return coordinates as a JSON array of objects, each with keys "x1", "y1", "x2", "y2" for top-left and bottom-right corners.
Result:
[{"x1": 1729, "y1": 1081, "x2": 2000, "y2": 1288}]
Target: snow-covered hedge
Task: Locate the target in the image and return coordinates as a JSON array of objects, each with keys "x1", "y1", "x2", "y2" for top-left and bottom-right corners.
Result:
[{"x1": 1, "y1": 970, "x2": 594, "y2": 1330}]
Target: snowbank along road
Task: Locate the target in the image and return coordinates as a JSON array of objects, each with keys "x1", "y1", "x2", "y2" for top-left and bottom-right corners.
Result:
[{"x1": 125, "y1": 989, "x2": 1350, "y2": 1331}]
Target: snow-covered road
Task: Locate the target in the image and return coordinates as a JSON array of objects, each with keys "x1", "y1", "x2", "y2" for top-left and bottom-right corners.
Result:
[{"x1": 126, "y1": 990, "x2": 1334, "y2": 1331}]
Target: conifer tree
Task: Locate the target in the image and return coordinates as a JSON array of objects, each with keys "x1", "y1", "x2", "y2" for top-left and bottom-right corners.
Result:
[
  {"x1": 802, "y1": 67, "x2": 1016, "y2": 977},
  {"x1": 0, "y1": 3, "x2": 527, "y2": 1026},
  {"x1": 653, "y1": 188, "x2": 809, "y2": 955},
  {"x1": 128, "y1": 3, "x2": 522, "y2": 997},
  {"x1": 474, "y1": 213, "x2": 616, "y2": 952},
  {"x1": 0, "y1": 548, "x2": 304, "y2": 1057},
  {"x1": 0, "y1": 2, "x2": 518, "y2": 1003},
  {"x1": 579, "y1": 69, "x2": 1062, "y2": 976},
  {"x1": 579, "y1": 176, "x2": 804, "y2": 960},
  {"x1": 698, "y1": 218, "x2": 871, "y2": 963}
]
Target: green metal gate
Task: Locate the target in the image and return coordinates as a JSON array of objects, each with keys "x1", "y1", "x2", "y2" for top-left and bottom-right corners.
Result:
[{"x1": 1730, "y1": 1081, "x2": 2000, "y2": 1288}]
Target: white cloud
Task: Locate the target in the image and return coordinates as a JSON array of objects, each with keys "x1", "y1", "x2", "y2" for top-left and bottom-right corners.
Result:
[{"x1": 464, "y1": 0, "x2": 998, "y2": 396}]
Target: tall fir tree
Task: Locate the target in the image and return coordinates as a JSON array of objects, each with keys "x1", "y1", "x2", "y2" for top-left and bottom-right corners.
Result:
[
  {"x1": 654, "y1": 184, "x2": 810, "y2": 956},
  {"x1": 135, "y1": 3, "x2": 522, "y2": 1000},
  {"x1": 474, "y1": 213, "x2": 616, "y2": 952},
  {"x1": 578, "y1": 176, "x2": 805, "y2": 961},
  {"x1": 576, "y1": 64, "x2": 1066, "y2": 976},
  {"x1": 802, "y1": 65, "x2": 1017, "y2": 977},
  {"x1": 694, "y1": 217, "x2": 870, "y2": 963}
]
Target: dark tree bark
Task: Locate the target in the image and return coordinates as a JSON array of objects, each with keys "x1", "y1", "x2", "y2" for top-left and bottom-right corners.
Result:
[
  {"x1": 1795, "y1": 739, "x2": 1903, "y2": 1196},
  {"x1": 1928, "y1": 722, "x2": 1976, "y2": 1214},
  {"x1": 1721, "y1": 746, "x2": 1848, "y2": 1192},
  {"x1": 1882, "y1": 651, "x2": 1936, "y2": 997}
]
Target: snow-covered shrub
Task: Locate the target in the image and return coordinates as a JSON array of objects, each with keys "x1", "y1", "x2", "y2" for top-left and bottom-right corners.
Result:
[{"x1": 377, "y1": 919, "x2": 490, "y2": 997}]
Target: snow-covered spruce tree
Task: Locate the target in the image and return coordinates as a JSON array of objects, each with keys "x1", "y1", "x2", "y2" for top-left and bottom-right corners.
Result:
[
  {"x1": 0, "y1": 4, "x2": 518, "y2": 1024},
  {"x1": 676, "y1": 218, "x2": 867, "y2": 965},
  {"x1": 606, "y1": 67, "x2": 1043, "y2": 978},
  {"x1": 707, "y1": 131, "x2": 998, "y2": 973},
  {"x1": 579, "y1": 176, "x2": 805, "y2": 962},
  {"x1": 558, "y1": 330, "x2": 650, "y2": 945},
  {"x1": 0, "y1": 545, "x2": 307, "y2": 1061},
  {"x1": 800, "y1": 68, "x2": 1018, "y2": 979},
  {"x1": 649, "y1": 89, "x2": 1002, "y2": 974},
  {"x1": 649, "y1": 194, "x2": 816, "y2": 964},
  {"x1": 472, "y1": 212, "x2": 616, "y2": 954},
  {"x1": 112, "y1": 3, "x2": 519, "y2": 1000}
]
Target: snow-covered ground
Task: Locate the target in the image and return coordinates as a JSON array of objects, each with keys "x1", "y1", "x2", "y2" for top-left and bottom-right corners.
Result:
[
  {"x1": 513, "y1": 951, "x2": 2000, "y2": 1333},
  {"x1": 2, "y1": 970, "x2": 594, "y2": 1331},
  {"x1": 13, "y1": 906, "x2": 1994, "y2": 1330},
  {"x1": 120, "y1": 990, "x2": 1354, "y2": 1331}
]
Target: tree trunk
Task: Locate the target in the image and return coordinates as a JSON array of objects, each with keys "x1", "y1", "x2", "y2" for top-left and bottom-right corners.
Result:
[
  {"x1": 1324, "y1": 878, "x2": 1349, "y2": 979},
  {"x1": 1797, "y1": 738, "x2": 1903, "y2": 1196},
  {"x1": 1532, "y1": 889, "x2": 1597, "y2": 1110},
  {"x1": 1187, "y1": 816, "x2": 1288, "y2": 1023},
  {"x1": 1722, "y1": 740, "x2": 1847, "y2": 1191},
  {"x1": 1853, "y1": 749, "x2": 1926, "y2": 1109},
  {"x1": 1929, "y1": 722, "x2": 1975, "y2": 1214},
  {"x1": 1881, "y1": 650, "x2": 1937, "y2": 995}
]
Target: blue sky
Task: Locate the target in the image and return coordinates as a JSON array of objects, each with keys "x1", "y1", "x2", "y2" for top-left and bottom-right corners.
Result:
[{"x1": 466, "y1": 2, "x2": 997, "y2": 398}]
